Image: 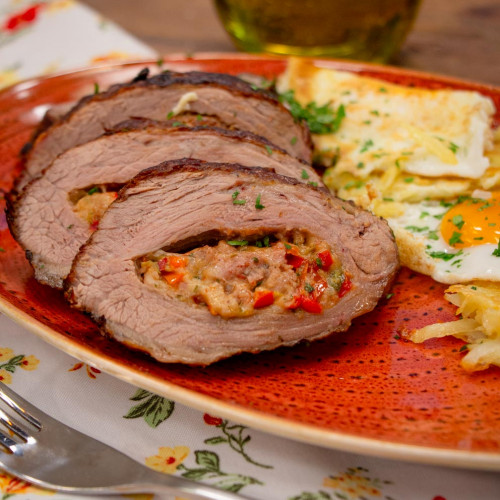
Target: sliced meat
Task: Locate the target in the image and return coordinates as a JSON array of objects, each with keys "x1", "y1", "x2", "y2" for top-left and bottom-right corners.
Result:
[
  {"x1": 8, "y1": 120, "x2": 320, "y2": 289},
  {"x1": 21, "y1": 69, "x2": 312, "y2": 188},
  {"x1": 65, "y1": 159, "x2": 399, "y2": 365}
]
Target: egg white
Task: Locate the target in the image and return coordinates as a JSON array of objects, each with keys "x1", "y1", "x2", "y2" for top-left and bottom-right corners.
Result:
[
  {"x1": 279, "y1": 58, "x2": 496, "y2": 180},
  {"x1": 386, "y1": 200, "x2": 500, "y2": 284}
]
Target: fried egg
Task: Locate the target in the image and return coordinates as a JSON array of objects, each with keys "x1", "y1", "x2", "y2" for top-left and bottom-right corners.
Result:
[
  {"x1": 278, "y1": 58, "x2": 495, "y2": 179},
  {"x1": 384, "y1": 191, "x2": 500, "y2": 283}
]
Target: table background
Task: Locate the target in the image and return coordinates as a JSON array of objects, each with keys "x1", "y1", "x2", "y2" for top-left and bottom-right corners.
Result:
[{"x1": 82, "y1": 0, "x2": 500, "y2": 86}]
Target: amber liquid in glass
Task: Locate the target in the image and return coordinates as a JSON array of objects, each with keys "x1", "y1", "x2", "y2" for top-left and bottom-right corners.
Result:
[{"x1": 214, "y1": 0, "x2": 421, "y2": 62}]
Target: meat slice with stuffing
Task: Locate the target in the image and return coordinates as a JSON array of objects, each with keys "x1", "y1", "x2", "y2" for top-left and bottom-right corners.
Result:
[
  {"x1": 65, "y1": 159, "x2": 399, "y2": 365},
  {"x1": 8, "y1": 120, "x2": 319, "y2": 289}
]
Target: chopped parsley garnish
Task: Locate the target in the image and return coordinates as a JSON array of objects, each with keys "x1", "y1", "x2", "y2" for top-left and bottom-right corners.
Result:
[
  {"x1": 290, "y1": 136, "x2": 298, "y2": 145},
  {"x1": 493, "y1": 241, "x2": 500, "y2": 257},
  {"x1": 379, "y1": 87, "x2": 388, "y2": 93},
  {"x1": 419, "y1": 211, "x2": 430, "y2": 219},
  {"x1": 386, "y1": 293, "x2": 394, "y2": 300},
  {"x1": 427, "y1": 250, "x2": 462, "y2": 261},
  {"x1": 451, "y1": 214, "x2": 465, "y2": 230},
  {"x1": 459, "y1": 344, "x2": 469, "y2": 352},
  {"x1": 0, "y1": 247, "x2": 5, "y2": 252},
  {"x1": 308, "y1": 181, "x2": 318, "y2": 187},
  {"x1": 382, "y1": 197, "x2": 394, "y2": 202},
  {"x1": 278, "y1": 90, "x2": 346, "y2": 134},
  {"x1": 167, "y1": 111, "x2": 174, "y2": 119},
  {"x1": 87, "y1": 186, "x2": 100, "y2": 195},
  {"x1": 343, "y1": 180, "x2": 364, "y2": 190},
  {"x1": 405, "y1": 225, "x2": 429, "y2": 233},
  {"x1": 232, "y1": 190, "x2": 246, "y2": 205},
  {"x1": 171, "y1": 121, "x2": 184, "y2": 127},
  {"x1": 471, "y1": 286, "x2": 477, "y2": 290},
  {"x1": 356, "y1": 162, "x2": 365, "y2": 169},
  {"x1": 427, "y1": 230, "x2": 439, "y2": 241},
  {"x1": 359, "y1": 139, "x2": 374, "y2": 153},
  {"x1": 93, "y1": 82, "x2": 99, "y2": 94},
  {"x1": 227, "y1": 240, "x2": 248, "y2": 246},
  {"x1": 449, "y1": 231, "x2": 464, "y2": 246},
  {"x1": 316, "y1": 258, "x2": 322, "y2": 268},
  {"x1": 440, "y1": 200, "x2": 454, "y2": 208},
  {"x1": 284, "y1": 243, "x2": 292, "y2": 250},
  {"x1": 449, "y1": 142, "x2": 459, "y2": 154},
  {"x1": 265, "y1": 145, "x2": 273, "y2": 155},
  {"x1": 370, "y1": 110, "x2": 380, "y2": 116},
  {"x1": 196, "y1": 114, "x2": 203, "y2": 121},
  {"x1": 156, "y1": 58, "x2": 164, "y2": 67},
  {"x1": 403, "y1": 177, "x2": 414, "y2": 183},
  {"x1": 301, "y1": 169, "x2": 310, "y2": 180},
  {"x1": 255, "y1": 194, "x2": 265, "y2": 210},
  {"x1": 255, "y1": 236, "x2": 270, "y2": 248},
  {"x1": 479, "y1": 201, "x2": 493, "y2": 211},
  {"x1": 304, "y1": 283, "x2": 314, "y2": 293}
]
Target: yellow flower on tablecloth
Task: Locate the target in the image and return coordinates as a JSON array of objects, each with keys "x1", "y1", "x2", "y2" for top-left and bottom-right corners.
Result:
[
  {"x1": 0, "y1": 369, "x2": 12, "y2": 384},
  {"x1": 323, "y1": 467, "x2": 386, "y2": 498},
  {"x1": 89, "y1": 51, "x2": 139, "y2": 64},
  {"x1": 0, "y1": 68, "x2": 20, "y2": 90},
  {"x1": 19, "y1": 354, "x2": 40, "y2": 371},
  {"x1": 0, "y1": 471, "x2": 52, "y2": 497},
  {"x1": 145, "y1": 446, "x2": 190, "y2": 474},
  {"x1": 42, "y1": 61, "x2": 61, "y2": 75},
  {"x1": 46, "y1": 0, "x2": 76, "y2": 12},
  {"x1": 0, "y1": 347, "x2": 14, "y2": 361}
]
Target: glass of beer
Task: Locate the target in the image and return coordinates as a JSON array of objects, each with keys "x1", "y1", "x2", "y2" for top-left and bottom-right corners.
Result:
[{"x1": 214, "y1": 0, "x2": 422, "y2": 63}]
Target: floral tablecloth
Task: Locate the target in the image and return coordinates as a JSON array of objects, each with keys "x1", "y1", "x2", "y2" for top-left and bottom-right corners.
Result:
[{"x1": 1, "y1": 1, "x2": 500, "y2": 499}]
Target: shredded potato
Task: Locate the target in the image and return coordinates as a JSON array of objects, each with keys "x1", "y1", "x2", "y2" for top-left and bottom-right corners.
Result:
[{"x1": 408, "y1": 282, "x2": 500, "y2": 371}]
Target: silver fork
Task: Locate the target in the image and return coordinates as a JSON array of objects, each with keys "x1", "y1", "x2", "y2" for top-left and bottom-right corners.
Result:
[{"x1": 0, "y1": 382, "x2": 252, "y2": 500}]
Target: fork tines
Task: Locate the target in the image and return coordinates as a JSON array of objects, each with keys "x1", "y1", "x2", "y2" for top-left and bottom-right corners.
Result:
[{"x1": 0, "y1": 383, "x2": 41, "y2": 455}]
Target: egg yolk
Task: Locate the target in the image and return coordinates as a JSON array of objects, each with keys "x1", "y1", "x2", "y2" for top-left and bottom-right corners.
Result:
[{"x1": 441, "y1": 193, "x2": 500, "y2": 248}]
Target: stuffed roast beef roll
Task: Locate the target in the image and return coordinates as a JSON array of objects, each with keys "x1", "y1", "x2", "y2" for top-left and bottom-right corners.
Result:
[{"x1": 65, "y1": 159, "x2": 399, "y2": 365}]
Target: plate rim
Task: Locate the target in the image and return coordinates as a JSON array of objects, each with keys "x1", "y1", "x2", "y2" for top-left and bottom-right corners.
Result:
[
  {"x1": 3, "y1": 296, "x2": 500, "y2": 471},
  {"x1": 2, "y1": 53, "x2": 500, "y2": 471}
]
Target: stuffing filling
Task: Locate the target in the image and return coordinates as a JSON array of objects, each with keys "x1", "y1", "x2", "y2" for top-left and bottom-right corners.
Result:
[
  {"x1": 70, "y1": 185, "x2": 119, "y2": 230},
  {"x1": 137, "y1": 231, "x2": 352, "y2": 318}
]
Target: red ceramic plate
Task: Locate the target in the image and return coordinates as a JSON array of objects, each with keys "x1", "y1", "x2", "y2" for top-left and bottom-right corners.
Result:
[{"x1": 1, "y1": 54, "x2": 500, "y2": 470}]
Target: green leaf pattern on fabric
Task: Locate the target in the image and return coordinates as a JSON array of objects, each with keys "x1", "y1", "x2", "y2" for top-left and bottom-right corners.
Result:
[
  {"x1": 124, "y1": 388, "x2": 175, "y2": 428},
  {"x1": 178, "y1": 450, "x2": 263, "y2": 493},
  {"x1": 204, "y1": 418, "x2": 273, "y2": 469}
]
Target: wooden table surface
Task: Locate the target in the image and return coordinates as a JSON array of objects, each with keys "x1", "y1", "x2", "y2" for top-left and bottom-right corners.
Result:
[{"x1": 83, "y1": 0, "x2": 500, "y2": 86}]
